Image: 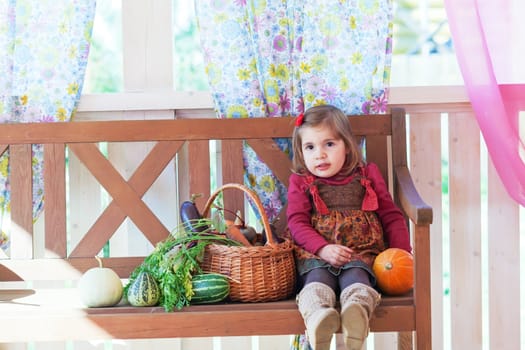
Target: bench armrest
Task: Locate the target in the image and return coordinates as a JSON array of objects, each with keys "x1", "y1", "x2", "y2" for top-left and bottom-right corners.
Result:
[
  {"x1": 395, "y1": 165, "x2": 433, "y2": 226},
  {"x1": 395, "y1": 165, "x2": 433, "y2": 347}
]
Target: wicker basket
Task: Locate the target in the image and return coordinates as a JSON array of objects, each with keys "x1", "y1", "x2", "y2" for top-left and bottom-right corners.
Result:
[{"x1": 200, "y1": 183, "x2": 296, "y2": 302}]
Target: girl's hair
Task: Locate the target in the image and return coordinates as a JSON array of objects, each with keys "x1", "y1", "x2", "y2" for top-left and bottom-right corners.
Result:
[{"x1": 292, "y1": 104, "x2": 364, "y2": 176}]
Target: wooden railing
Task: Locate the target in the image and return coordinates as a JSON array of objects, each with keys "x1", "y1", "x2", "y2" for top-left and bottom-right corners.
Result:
[
  {"x1": 391, "y1": 90, "x2": 522, "y2": 350},
  {"x1": 0, "y1": 86, "x2": 523, "y2": 350}
]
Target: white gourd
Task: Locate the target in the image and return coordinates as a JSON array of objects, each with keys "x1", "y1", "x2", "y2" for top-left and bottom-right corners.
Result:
[{"x1": 78, "y1": 256, "x2": 123, "y2": 307}]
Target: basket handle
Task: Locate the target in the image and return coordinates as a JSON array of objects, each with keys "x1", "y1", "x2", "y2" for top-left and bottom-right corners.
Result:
[{"x1": 201, "y1": 183, "x2": 276, "y2": 247}]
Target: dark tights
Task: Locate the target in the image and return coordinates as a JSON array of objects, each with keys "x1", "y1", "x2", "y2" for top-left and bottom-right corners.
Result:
[{"x1": 302, "y1": 267, "x2": 371, "y2": 293}]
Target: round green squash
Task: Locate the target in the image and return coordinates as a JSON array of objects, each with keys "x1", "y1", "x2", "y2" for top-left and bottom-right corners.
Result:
[
  {"x1": 127, "y1": 271, "x2": 160, "y2": 307},
  {"x1": 190, "y1": 273, "x2": 230, "y2": 304}
]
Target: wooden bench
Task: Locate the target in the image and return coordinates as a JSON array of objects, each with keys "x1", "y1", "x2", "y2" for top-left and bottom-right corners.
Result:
[{"x1": 0, "y1": 108, "x2": 432, "y2": 349}]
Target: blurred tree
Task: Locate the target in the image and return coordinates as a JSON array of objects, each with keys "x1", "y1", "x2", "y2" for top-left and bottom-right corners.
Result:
[
  {"x1": 173, "y1": 1, "x2": 208, "y2": 91},
  {"x1": 393, "y1": 0, "x2": 453, "y2": 55},
  {"x1": 83, "y1": 0, "x2": 122, "y2": 93}
]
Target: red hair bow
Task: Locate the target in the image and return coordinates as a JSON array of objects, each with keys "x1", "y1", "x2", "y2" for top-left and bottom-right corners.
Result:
[{"x1": 295, "y1": 113, "x2": 304, "y2": 126}]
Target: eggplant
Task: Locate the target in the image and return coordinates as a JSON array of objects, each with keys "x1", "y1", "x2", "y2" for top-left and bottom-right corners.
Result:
[{"x1": 180, "y1": 195, "x2": 209, "y2": 233}]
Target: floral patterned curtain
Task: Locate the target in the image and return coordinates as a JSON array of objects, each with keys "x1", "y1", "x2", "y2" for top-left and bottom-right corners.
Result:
[
  {"x1": 195, "y1": 0, "x2": 393, "y2": 230},
  {"x1": 0, "y1": 0, "x2": 96, "y2": 251}
]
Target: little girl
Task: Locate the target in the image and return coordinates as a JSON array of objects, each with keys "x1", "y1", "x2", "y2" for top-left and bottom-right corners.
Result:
[{"x1": 287, "y1": 105, "x2": 412, "y2": 350}]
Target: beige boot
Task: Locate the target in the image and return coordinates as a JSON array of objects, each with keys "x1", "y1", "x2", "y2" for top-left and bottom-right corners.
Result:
[
  {"x1": 297, "y1": 282, "x2": 340, "y2": 350},
  {"x1": 340, "y1": 283, "x2": 381, "y2": 350}
]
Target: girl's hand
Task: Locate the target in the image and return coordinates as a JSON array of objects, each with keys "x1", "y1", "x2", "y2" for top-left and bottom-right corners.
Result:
[{"x1": 317, "y1": 244, "x2": 354, "y2": 268}]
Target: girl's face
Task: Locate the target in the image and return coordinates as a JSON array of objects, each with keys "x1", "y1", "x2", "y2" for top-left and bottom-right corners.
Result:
[{"x1": 300, "y1": 124, "x2": 347, "y2": 178}]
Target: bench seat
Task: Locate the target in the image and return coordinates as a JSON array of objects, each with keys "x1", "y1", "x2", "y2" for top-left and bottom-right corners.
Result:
[{"x1": 0, "y1": 285, "x2": 414, "y2": 342}]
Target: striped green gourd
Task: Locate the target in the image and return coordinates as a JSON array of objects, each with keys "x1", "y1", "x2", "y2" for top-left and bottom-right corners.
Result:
[
  {"x1": 127, "y1": 271, "x2": 160, "y2": 307},
  {"x1": 190, "y1": 273, "x2": 230, "y2": 304}
]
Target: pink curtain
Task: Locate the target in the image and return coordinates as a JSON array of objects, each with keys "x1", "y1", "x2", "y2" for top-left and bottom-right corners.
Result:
[{"x1": 444, "y1": 0, "x2": 525, "y2": 206}]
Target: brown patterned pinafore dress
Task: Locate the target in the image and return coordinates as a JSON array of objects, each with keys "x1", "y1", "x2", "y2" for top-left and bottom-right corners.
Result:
[{"x1": 295, "y1": 168, "x2": 386, "y2": 285}]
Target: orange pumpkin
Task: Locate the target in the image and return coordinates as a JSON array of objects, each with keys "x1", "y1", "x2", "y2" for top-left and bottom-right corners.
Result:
[{"x1": 373, "y1": 248, "x2": 414, "y2": 295}]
